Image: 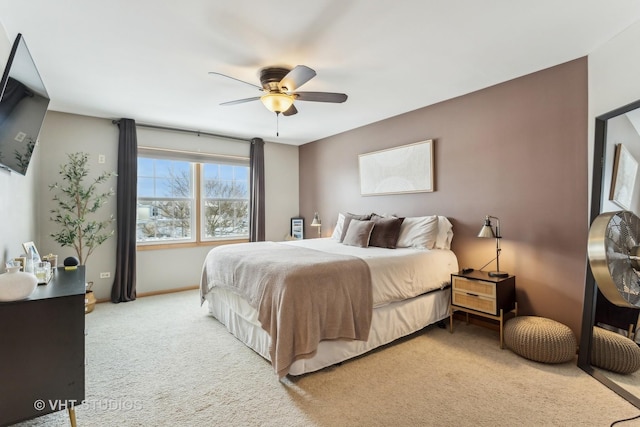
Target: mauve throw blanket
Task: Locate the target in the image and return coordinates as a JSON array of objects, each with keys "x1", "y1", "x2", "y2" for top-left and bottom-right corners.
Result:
[{"x1": 200, "y1": 242, "x2": 373, "y2": 377}]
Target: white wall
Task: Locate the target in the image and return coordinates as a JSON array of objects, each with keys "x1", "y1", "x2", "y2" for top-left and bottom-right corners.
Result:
[
  {"x1": 589, "y1": 21, "x2": 640, "y2": 118},
  {"x1": 264, "y1": 140, "x2": 299, "y2": 240},
  {"x1": 589, "y1": 20, "x2": 640, "y2": 196},
  {"x1": 0, "y1": 25, "x2": 40, "y2": 268},
  {"x1": 36, "y1": 112, "x2": 118, "y2": 296},
  {"x1": 37, "y1": 112, "x2": 299, "y2": 300}
]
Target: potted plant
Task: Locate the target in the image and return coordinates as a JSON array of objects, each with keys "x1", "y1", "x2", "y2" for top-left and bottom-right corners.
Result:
[{"x1": 49, "y1": 152, "x2": 115, "y2": 312}]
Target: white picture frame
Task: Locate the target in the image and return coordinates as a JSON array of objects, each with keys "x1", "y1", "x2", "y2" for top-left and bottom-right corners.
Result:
[
  {"x1": 609, "y1": 143, "x2": 638, "y2": 210},
  {"x1": 22, "y1": 241, "x2": 40, "y2": 260},
  {"x1": 358, "y1": 140, "x2": 434, "y2": 196}
]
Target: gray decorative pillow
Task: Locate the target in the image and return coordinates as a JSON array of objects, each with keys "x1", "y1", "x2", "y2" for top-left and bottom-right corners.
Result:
[
  {"x1": 342, "y1": 219, "x2": 375, "y2": 248},
  {"x1": 339, "y1": 213, "x2": 373, "y2": 242},
  {"x1": 369, "y1": 214, "x2": 405, "y2": 249}
]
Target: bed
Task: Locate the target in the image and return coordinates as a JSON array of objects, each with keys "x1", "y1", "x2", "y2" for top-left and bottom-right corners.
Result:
[{"x1": 200, "y1": 214, "x2": 458, "y2": 377}]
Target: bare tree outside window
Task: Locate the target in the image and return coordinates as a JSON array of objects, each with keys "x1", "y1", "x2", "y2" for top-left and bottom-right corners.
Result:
[
  {"x1": 136, "y1": 157, "x2": 249, "y2": 244},
  {"x1": 157, "y1": 167, "x2": 191, "y2": 238},
  {"x1": 203, "y1": 177, "x2": 248, "y2": 237},
  {"x1": 137, "y1": 161, "x2": 193, "y2": 242}
]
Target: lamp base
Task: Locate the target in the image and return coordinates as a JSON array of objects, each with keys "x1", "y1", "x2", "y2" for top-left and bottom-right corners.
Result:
[{"x1": 488, "y1": 271, "x2": 509, "y2": 278}]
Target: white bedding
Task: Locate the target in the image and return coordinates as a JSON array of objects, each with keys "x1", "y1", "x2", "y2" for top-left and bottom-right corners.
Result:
[
  {"x1": 281, "y1": 238, "x2": 458, "y2": 307},
  {"x1": 201, "y1": 237, "x2": 459, "y2": 376}
]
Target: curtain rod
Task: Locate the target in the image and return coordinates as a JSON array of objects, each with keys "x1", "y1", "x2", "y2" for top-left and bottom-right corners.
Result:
[
  {"x1": 111, "y1": 120, "x2": 251, "y2": 143},
  {"x1": 138, "y1": 145, "x2": 249, "y2": 162}
]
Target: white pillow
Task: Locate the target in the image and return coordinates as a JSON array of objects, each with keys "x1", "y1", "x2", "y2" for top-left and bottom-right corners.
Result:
[
  {"x1": 396, "y1": 215, "x2": 439, "y2": 249},
  {"x1": 435, "y1": 216, "x2": 454, "y2": 250},
  {"x1": 331, "y1": 213, "x2": 346, "y2": 240}
]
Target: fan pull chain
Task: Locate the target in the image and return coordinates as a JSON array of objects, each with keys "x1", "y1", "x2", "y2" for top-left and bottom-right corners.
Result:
[{"x1": 275, "y1": 112, "x2": 281, "y2": 137}]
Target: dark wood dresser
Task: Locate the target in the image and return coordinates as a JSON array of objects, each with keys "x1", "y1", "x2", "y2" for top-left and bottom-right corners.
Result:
[{"x1": 0, "y1": 266, "x2": 85, "y2": 426}]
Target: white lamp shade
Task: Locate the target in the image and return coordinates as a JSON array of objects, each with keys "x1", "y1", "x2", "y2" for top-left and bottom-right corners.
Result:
[
  {"x1": 311, "y1": 212, "x2": 321, "y2": 226},
  {"x1": 260, "y1": 92, "x2": 294, "y2": 113}
]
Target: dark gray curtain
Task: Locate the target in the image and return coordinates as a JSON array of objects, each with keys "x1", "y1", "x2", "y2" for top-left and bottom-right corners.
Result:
[
  {"x1": 111, "y1": 118, "x2": 137, "y2": 303},
  {"x1": 249, "y1": 137, "x2": 265, "y2": 242}
]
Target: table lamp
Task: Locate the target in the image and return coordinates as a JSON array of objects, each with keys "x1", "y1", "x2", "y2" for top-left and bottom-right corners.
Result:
[
  {"x1": 310, "y1": 212, "x2": 322, "y2": 237},
  {"x1": 478, "y1": 215, "x2": 509, "y2": 278}
]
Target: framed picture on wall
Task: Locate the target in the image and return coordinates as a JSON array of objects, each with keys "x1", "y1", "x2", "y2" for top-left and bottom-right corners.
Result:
[
  {"x1": 291, "y1": 217, "x2": 304, "y2": 240},
  {"x1": 358, "y1": 139, "x2": 434, "y2": 196},
  {"x1": 609, "y1": 143, "x2": 639, "y2": 210}
]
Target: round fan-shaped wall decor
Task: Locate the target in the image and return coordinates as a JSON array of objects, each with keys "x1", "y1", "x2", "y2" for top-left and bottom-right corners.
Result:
[{"x1": 588, "y1": 210, "x2": 640, "y2": 308}]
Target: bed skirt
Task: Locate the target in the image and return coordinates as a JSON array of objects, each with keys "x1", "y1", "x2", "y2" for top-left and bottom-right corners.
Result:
[{"x1": 205, "y1": 286, "x2": 451, "y2": 376}]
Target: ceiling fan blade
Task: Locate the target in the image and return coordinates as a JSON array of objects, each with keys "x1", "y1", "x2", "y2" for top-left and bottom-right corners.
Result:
[
  {"x1": 294, "y1": 91, "x2": 348, "y2": 103},
  {"x1": 209, "y1": 72, "x2": 263, "y2": 91},
  {"x1": 282, "y1": 104, "x2": 298, "y2": 116},
  {"x1": 279, "y1": 65, "x2": 316, "y2": 92},
  {"x1": 220, "y1": 96, "x2": 261, "y2": 106}
]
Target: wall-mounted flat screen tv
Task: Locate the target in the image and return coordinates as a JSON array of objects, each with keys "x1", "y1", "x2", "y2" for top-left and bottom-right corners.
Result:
[{"x1": 0, "y1": 33, "x2": 49, "y2": 175}]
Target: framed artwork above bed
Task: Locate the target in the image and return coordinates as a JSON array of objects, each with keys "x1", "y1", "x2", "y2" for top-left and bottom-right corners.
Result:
[
  {"x1": 290, "y1": 217, "x2": 304, "y2": 240},
  {"x1": 358, "y1": 139, "x2": 434, "y2": 196}
]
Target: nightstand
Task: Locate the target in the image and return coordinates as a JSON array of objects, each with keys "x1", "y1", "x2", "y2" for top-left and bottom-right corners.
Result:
[{"x1": 449, "y1": 270, "x2": 517, "y2": 348}]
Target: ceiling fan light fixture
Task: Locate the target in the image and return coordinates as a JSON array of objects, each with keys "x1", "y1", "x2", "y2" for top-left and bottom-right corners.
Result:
[{"x1": 260, "y1": 92, "x2": 294, "y2": 114}]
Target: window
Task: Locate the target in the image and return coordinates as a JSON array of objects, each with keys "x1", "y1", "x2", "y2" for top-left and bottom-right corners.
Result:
[
  {"x1": 201, "y1": 163, "x2": 249, "y2": 239},
  {"x1": 136, "y1": 151, "x2": 249, "y2": 245}
]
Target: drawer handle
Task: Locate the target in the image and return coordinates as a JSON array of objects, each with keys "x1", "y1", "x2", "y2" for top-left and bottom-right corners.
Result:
[{"x1": 466, "y1": 292, "x2": 479, "y2": 297}]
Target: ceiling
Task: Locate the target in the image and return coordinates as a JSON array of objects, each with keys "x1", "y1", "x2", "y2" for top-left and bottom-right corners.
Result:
[{"x1": 1, "y1": 1, "x2": 640, "y2": 146}]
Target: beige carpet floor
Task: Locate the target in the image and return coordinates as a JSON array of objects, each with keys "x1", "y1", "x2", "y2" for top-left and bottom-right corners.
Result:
[{"x1": 12, "y1": 289, "x2": 640, "y2": 426}]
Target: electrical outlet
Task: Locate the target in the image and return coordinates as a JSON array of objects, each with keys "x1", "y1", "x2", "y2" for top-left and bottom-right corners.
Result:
[
  {"x1": 14, "y1": 131, "x2": 26, "y2": 142},
  {"x1": 98, "y1": 154, "x2": 106, "y2": 164},
  {"x1": 99, "y1": 272, "x2": 111, "y2": 279}
]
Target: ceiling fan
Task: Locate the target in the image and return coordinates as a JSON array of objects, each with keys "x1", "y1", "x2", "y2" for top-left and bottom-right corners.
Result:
[{"x1": 209, "y1": 65, "x2": 348, "y2": 117}]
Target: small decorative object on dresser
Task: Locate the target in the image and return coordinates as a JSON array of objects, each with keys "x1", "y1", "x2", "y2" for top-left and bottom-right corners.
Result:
[
  {"x1": 42, "y1": 253, "x2": 58, "y2": 269},
  {"x1": 64, "y1": 256, "x2": 80, "y2": 270},
  {"x1": 34, "y1": 261, "x2": 52, "y2": 284},
  {"x1": 0, "y1": 262, "x2": 38, "y2": 301},
  {"x1": 12, "y1": 257, "x2": 26, "y2": 272},
  {"x1": 449, "y1": 270, "x2": 517, "y2": 348},
  {"x1": 22, "y1": 241, "x2": 40, "y2": 262}
]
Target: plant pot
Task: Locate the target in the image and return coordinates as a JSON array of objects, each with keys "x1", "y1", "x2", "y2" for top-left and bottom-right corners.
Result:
[{"x1": 85, "y1": 290, "x2": 96, "y2": 314}]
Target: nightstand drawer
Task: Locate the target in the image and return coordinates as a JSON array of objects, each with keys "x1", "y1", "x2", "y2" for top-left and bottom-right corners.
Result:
[
  {"x1": 452, "y1": 291, "x2": 496, "y2": 314},
  {"x1": 452, "y1": 276, "x2": 496, "y2": 298}
]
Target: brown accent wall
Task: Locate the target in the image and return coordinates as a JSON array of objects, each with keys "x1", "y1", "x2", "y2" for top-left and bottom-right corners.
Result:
[{"x1": 299, "y1": 57, "x2": 588, "y2": 335}]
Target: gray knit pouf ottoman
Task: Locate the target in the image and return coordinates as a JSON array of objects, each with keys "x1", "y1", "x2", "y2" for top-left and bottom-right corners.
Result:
[
  {"x1": 504, "y1": 316, "x2": 576, "y2": 363},
  {"x1": 592, "y1": 326, "x2": 640, "y2": 374}
]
